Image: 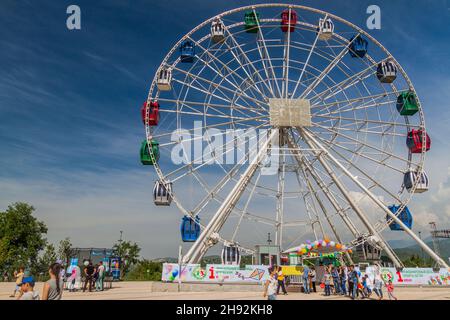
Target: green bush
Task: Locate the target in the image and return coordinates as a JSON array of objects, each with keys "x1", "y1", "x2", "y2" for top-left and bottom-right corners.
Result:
[{"x1": 123, "y1": 260, "x2": 162, "y2": 281}]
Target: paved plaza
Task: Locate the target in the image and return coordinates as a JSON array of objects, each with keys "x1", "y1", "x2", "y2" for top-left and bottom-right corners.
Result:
[{"x1": 1, "y1": 282, "x2": 449, "y2": 300}]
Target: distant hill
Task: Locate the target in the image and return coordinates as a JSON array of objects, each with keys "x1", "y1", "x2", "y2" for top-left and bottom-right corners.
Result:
[
  {"x1": 150, "y1": 256, "x2": 222, "y2": 264},
  {"x1": 151, "y1": 239, "x2": 450, "y2": 265},
  {"x1": 392, "y1": 239, "x2": 450, "y2": 261}
]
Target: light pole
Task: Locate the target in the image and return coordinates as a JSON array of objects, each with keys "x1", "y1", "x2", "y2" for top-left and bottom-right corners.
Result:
[
  {"x1": 267, "y1": 233, "x2": 272, "y2": 267},
  {"x1": 419, "y1": 231, "x2": 424, "y2": 264}
]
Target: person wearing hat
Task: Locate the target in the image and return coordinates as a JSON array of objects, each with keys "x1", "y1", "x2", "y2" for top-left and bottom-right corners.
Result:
[{"x1": 17, "y1": 276, "x2": 40, "y2": 300}]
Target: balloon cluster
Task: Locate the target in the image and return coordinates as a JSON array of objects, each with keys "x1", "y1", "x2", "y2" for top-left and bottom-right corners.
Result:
[{"x1": 297, "y1": 238, "x2": 353, "y2": 256}]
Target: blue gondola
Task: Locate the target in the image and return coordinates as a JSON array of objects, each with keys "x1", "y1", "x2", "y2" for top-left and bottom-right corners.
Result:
[
  {"x1": 349, "y1": 35, "x2": 368, "y2": 58},
  {"x1": 180, "y1": 215, "x2": 200, "y2": 242},
  {"x1": 387, "y1": 205, "x2": 413, "y2": 231},
  {"x1": 180, "y1": 40, "x2": 195, "y2": 63}
]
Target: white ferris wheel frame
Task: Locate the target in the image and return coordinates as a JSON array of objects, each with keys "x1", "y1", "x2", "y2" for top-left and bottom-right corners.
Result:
[{"x1": 142, "y1": 3, "x2": 448, "y2": 268}]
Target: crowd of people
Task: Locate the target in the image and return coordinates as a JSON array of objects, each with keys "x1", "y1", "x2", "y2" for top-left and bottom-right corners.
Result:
[
  {"x1": 8, "y1": 263, "x2": 64, "y2": 300},
  {"x1": 7, "y1": 259, "x2": 108, "y2": 300},
  {"x1": 264, "y1": 264, "x2": 397, "y2": 301}
]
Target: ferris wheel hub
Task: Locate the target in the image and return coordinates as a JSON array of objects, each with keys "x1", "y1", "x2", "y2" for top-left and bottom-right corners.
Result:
[{"x1": 269, "y1": 98, "x2": 312, "y2": 127}]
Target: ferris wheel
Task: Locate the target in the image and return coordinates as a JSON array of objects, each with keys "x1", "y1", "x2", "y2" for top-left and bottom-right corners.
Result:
[{"x1": 140, "y1": 4, "x2": 448, "y2": 268}]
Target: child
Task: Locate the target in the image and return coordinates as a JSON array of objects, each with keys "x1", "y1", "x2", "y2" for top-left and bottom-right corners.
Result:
[
  {"x1": 276, "y1": 266, "x2": 288, "y2": 295},
  {"x1": 17, "y1": 276, "x2": 40, "y2": 300},
  {"x1": 323, "y1": 271, "x2": 332, "y2": 296},
  {"x1": 386, "y1": 280, "x2": 397, "y2": 300},
  {"x1": 10, "y1": 267, "x2": 24, "y2": 298},
  {"x1": 263, "y1": 268, "x2": 278, "y2": 301},
  {"x1": 360, "y1": 275, "x2": 372, "y2": 299},
  {"x1": 364, "y1": 274, "x2": 372, "y2": 298},
  {"x1": 357, "y1": 275, "x2": 366, "y2": 299}
]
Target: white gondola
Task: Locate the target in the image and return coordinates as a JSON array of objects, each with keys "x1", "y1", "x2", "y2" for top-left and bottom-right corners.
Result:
[
  {"x1": 211, "y1": 18, "x2": 226, "y2": 44},
  {"x1": 156, "y1": 67, "x2": 172, "y2": 91},
  {"x1": 153, "y1": 180, "x2": 173, "y2": 206},
  {"x1": 221, "y1": 243, "x2": 241, "y2": 265},
  {"x1": 317, "y1": 18, "x2": 334, "y2": 41},
  {"x1": 404, "y1": 170, "x2": 429, "y2": 194},
  {"x1": 377, "y1": 60, "x2": 397, "y2": 83},
  {"x1": 356, "y1": 236, "x2": 381, "y2": 261}
]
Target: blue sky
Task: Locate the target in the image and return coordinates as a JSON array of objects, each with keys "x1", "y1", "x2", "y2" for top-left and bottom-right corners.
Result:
[{"x1": 1, "y1": 0, "x2": 450, "y2": 258}]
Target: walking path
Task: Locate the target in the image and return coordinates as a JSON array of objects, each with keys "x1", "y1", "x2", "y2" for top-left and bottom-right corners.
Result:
[{"x1": 1, "y1": 282, "x2": 449, "y2": 300}]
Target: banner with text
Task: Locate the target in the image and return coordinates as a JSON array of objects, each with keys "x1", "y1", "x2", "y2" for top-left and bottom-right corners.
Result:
[
  {"x1": 365, "y1": 266, "x2": 450, "y2": 286},
  {"x1": 162, "y1": 263, "x2": 270, "y2": 283}
]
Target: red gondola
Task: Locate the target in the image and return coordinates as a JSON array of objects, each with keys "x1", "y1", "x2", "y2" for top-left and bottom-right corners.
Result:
[
  {"x1": 406, "y1": 129, "x2": 430, "y2": 154},
  {"x1": 140, "y1": 101, "x2": 160, "y2": 126},
  {"x1": 281, "y1": 9, "x2": 297, "y2": 32}
]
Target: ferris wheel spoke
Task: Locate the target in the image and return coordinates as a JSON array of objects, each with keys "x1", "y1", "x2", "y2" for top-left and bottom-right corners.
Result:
[
  {"x1": 157, "y1": 98, "x2": 265, "y2": 118},
  {"x1": 300, "y1": 164, "x2": 355, "y2": 262},
  {"x1": 299, "y1": 34, "x2": 359, "y2": 100},
  {"x1": 189, "y1": 166, "x2": 277, "y2": 229},
  {"x1": 172, "y1": 77, "x2": 237, "y2": 109},
  {"x1": 158, "y1": 109, "x2": 268, "y2": 124},
  {"x1": 297, "y1": 128, "x2": 404, "y2": 267},
  {"x1": 286, "y1": 132, "x2": 360, "y2": 237},
  {"x1": 315, "y1": 122, "x2": 406, "y2": 138},
  {"x1": 313, "y1": 113, "x2": 417, "y2": 130},
  {"x1": 191, "y1": 160, "x2": 256, "y2": 220},
  {"x1": 191, "y1": 58, "x2": 269, "y2": 112},
  {"x1": 312, "y1": 90, "x2": 401, "y2": 111},
  {"x1": 151, "y1": 115, "x2": 268, "y2": 144},
  {"x1": 183, "y1": 130, "x2": 278, "y2": 263},
  {"x1": 183, "y1": 51, "x2": 270, "y2": 110},
  {"x1": 224, "y1": 27, "x2": 275, "y2": 97},
  {"x1": 162, "y1": 96, "x2": 265, "y2": 119},
  {"x1": 309, "y1": 134, "x2": 403, "y2": 171},
  {"x1": 291, "y1": 15, "x2": 328, "y2": 99},
  {"x1": 296, "y1": 167, "x2": 326, "y2": 239},
  {"x1": 275, "y1": 142, "x2": 287, "y2": 248},
  {"x1": 252, "y1": 11, "x2": 283, "y2": 97},
  {"x1": 172, "y1": 78, "x2": 268, "y2": 121},
  {"x1": 187, "y1": 36, "x2": 267, "y2": 101},
  {"x1": 310, "y1": 68, "x2": 376, "y2": 106},
  {"x1": 231, "y1": 169, "x2": 263, "y2": 242},
  {"x1": 170, "y1": 65, "x2": 267, "y2": 111},
  {"x1": 312, "y1": 124, "x2": 419, "y2": 167},
  {"x1": 281, "y1": 11, "x2": 293, "y2": 99},
  {"x1": 168, "y1": 122, "x2": 269, "y2": 183},
  {"x1": 301, "y1": 127, "x2": 448, "y2": 267},
  {"x1": 310, "y1": 131, "x2": 404, "y2": 202},
  {"x1": 312, "y1": 97, "x2": 403, "y2": 120}
]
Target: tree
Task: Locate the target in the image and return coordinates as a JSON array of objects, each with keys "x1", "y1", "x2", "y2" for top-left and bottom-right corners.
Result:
[
  {"x1": 57, "y1": 237, "x2": 74, "y2": 266},
  {"x1": 0, "y1": 203, "x2": 48, "y2": 274},
  {"x1": 32, "y1": 244, "x2": 57, "y2": 280},
  {"x1": 124, "y1": 260, "x2": 162, "y2": 281},
  {"x1": 112, "y1": 240, "x2": 141, "y2": 278}
]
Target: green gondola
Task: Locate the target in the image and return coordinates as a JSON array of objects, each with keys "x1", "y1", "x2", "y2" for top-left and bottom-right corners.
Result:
[
  {"x1": 244, "y1": 11, "x2": 260, "y2": 33},
  {"x1": 396, "y1": 91, "x2": 419, "y2": 116},
  {"x1": 140, "y1": 139, "x2": 160, "y2": 165}
]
